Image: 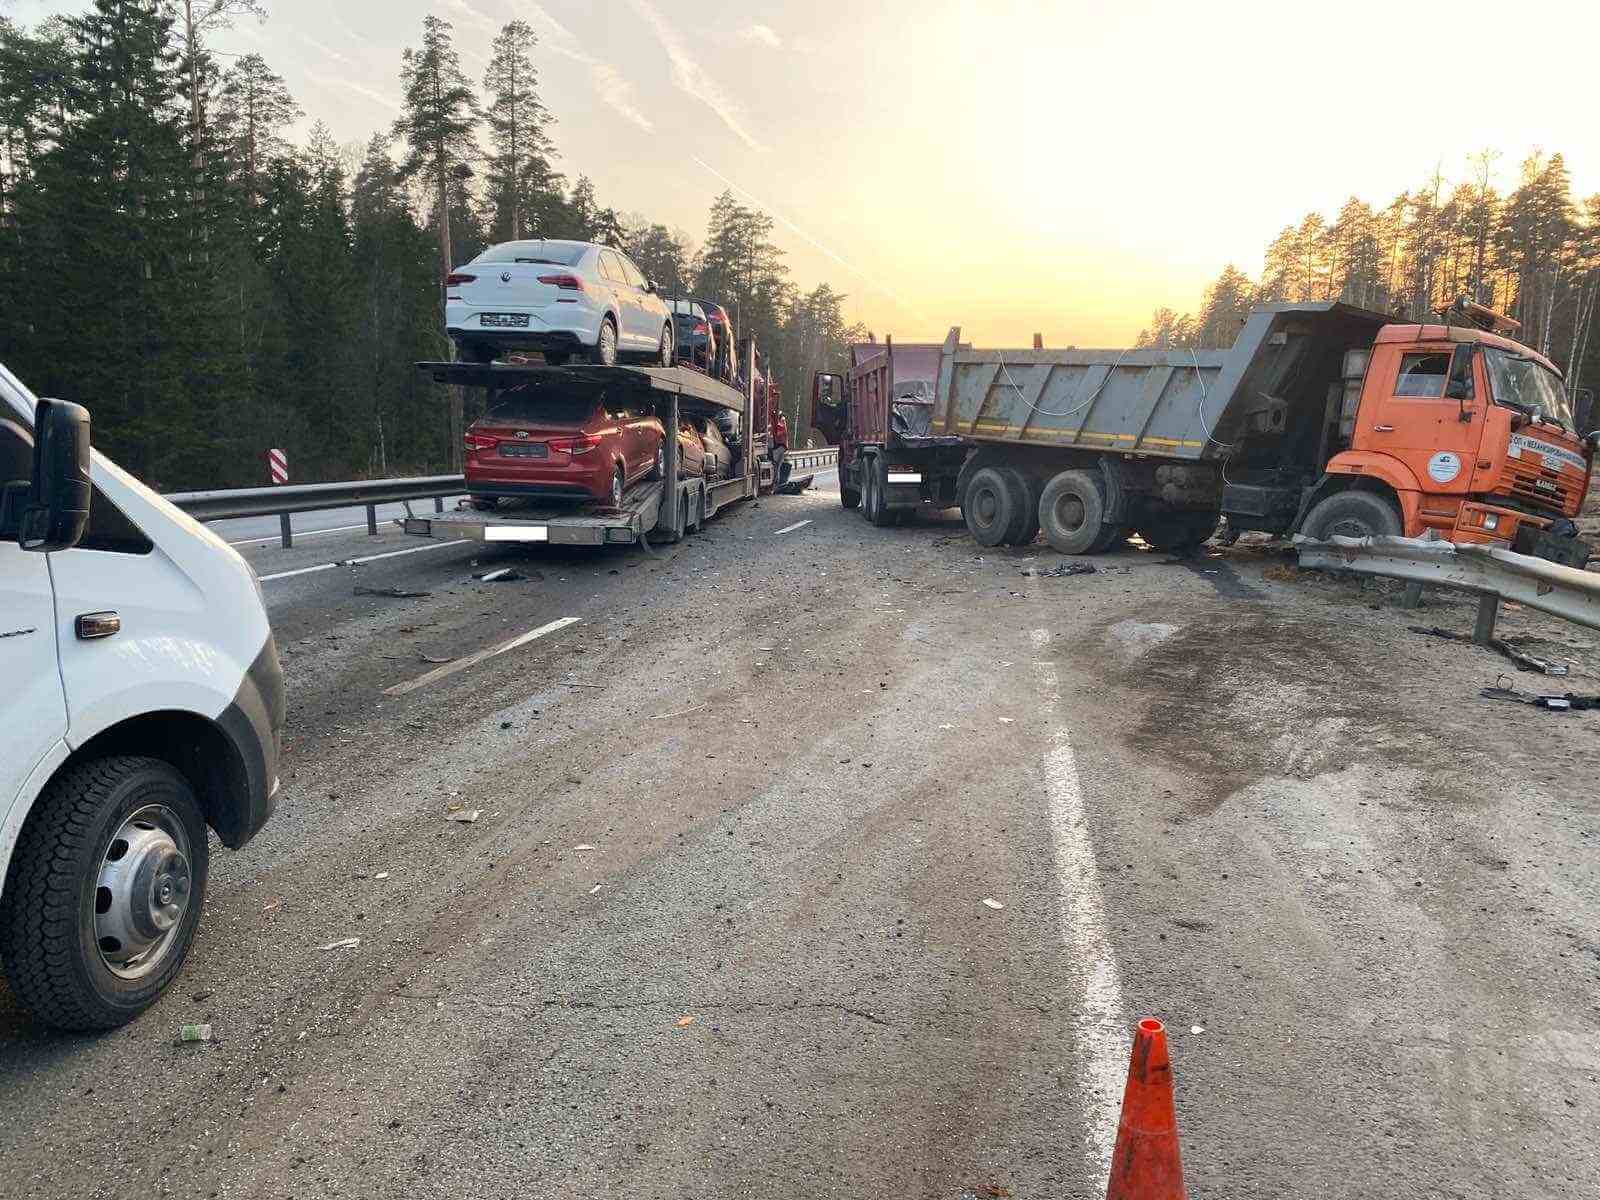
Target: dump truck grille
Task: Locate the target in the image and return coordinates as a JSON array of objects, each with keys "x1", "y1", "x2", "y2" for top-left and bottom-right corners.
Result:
[{"x1": 1503, "y1": 457, "x2": 1580, "y2": 517}]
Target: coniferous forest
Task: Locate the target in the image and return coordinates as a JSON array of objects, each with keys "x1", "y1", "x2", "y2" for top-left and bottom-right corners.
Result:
[{"x1": 0, "y1": 1, "x2": 863, "y2": 489}]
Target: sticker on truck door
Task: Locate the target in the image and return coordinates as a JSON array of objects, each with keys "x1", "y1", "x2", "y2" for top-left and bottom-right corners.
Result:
[
  {"x1": 1427, "y1": 451, "x2": 1463, "y2": 483},
  {"x1": 1508, "y1": 433, "x2": 1586, "y2": 473}
]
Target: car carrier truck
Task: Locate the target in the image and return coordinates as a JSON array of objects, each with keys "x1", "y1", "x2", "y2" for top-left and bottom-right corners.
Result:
[
  {"x1": 817, "y1": 300, "x2": 1596, "y2": 559},
  {"x1": 404, "y1": 348, "x2": 774, "y2": 548}
]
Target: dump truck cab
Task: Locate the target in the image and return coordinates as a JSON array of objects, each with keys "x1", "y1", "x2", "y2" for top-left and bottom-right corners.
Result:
[{"x1": 1309, "y1": 314, "x2": 1593, "y2": 561}]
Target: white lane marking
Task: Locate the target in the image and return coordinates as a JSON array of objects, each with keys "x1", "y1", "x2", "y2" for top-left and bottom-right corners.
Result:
[
  {"x1": 227, "y1": 522, "x2": 368, "y2": 546},
  {"x1": 384, "y1": 617, "x2": 581, "y2": 696},
  {"x1": 774, "y1": 520, "x2": 812, "y2": 536},
  {"x1": 1030, "y1": 626, "x2": 1128, "y2": 1180},
  {"x1": 258, "y1": 540, "x2": 469, "y2": 583}
]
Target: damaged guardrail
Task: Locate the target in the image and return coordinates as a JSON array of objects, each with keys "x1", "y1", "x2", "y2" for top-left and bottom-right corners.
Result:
[
  {"x1": 784, "y1": 448, "x2": 837, "y2": 471},
  {"x1": 167, "y1": 475, "x2": 464, "y2": 548},
  {"x1": 1294, "y1": 533, "x2": 1600, "y2": 635}
]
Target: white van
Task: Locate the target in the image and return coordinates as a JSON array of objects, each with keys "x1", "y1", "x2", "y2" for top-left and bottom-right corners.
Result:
[{"x1": 0, "y1": 363, "x2": 283, "y2": 1030}]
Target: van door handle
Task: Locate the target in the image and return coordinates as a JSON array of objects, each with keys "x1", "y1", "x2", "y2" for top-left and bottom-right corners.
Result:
[{"x1": 1373, "y1": 424, "x2": 1394, "y2": 433}]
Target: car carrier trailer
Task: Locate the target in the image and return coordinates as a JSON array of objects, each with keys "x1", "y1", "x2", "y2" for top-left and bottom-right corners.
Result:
[
  {"x1": 821, "y1": 301, "x2": 1595, "y2": 559},
  {"x1": 402, "y1": 354, "x2": 773, "y2": 548}
]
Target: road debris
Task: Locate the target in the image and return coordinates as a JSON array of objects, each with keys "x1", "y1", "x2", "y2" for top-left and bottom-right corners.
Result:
[
  {"x1": 190, "y1": 990, "x2": 213, "y2": 1003},
  {"x1": 573, "y1": 843, "x2": 596, "y2": 851},
  {"x1": 675, "y1": 1015, "x2": 696, "y2": 1028},
  {"x1": 981, "y1": 897, "x2": 1005, "y2": 910},
  {"x1": 1191, "y1": 1025, "x2": 1205, "y2": 1035},
  {"x1": 354, "y1": 586, "x2": 431, "y2": 599},
  {"x1": 447, "y1": 809, "x2": 482, "y2": 824},
  {"x1": 318, "y1": 938, "x2": 361, "y2": 952},
  {"x1": 1410, "y1": 625, "x2": 1569, "y2": 675},
  {"x1": 262, "y1": 899, "x2": 281, "y2": 913},
  {"x1": 1479, "y1": 681, "x2": 1600, "y2": 711},
  {"x1": 1022, "y1": 561, "x2": 1097, "y2": 578},
  {"x1": 374, "y1": 872, "x2": 390, "y2": 881},
  {"x1": 475, "y1": 567, "x2": 525, "y2": 583},
  {"x1": 419, "y1": 653, "x2": 456, "y2": 665},
  {"x1": 177, "y1": 1024, "x2": 213, "y2": 1044},
  {"x1": 997, "y1": 717, "x2": 1014, "y2": 724},
  {"x1": 589, "y1": 885, "x2": 601, "y2": 895}
]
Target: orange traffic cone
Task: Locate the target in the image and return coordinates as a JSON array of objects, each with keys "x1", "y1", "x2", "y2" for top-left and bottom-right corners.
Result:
[{"x1": 1106, "y1": 1018, "x2": 1187, "y2": 1199}]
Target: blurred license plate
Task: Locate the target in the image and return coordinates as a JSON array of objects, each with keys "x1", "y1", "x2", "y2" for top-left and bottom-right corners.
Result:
[
  {"x1": 499, "y1": 443, "x2": 547, "y2": 458},
  {"x1": 481, "y1": 313, "x2": 530, "y2": 328}
]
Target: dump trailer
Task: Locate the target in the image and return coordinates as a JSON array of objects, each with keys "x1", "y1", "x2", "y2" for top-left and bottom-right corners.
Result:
[
  {"x1": 402, "y1": 353, "x2": 771, "y2": 548},
  {"x1": 924, "y1": 300, "x2": 1595, "y2": 557},
  {"x1": 810, "y1": 338, "x2": 969, "y2": 525}
]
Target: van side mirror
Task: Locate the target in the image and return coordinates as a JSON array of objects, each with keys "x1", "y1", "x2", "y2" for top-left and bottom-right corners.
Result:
[{"x1": 2, "y1": 398, "x2": 92, "y2": 552}]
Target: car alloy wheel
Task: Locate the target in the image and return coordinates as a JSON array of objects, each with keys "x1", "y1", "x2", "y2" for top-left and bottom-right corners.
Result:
[
  {"x1": 659, "y1": 324, "x2": 674, "y2": 367},
  {"x1": 593, "y1": 319, "x2": 618, "y2": 366},
  {"x1": 610, "y1": 468, "x2": 624, "y2": 508}
]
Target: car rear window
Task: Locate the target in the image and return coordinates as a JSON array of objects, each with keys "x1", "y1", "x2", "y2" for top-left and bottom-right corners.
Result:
[
  {"x1": 474, "y1": 241, "x2": 587, "y2": 267},
  {"x1": 482, "y1": 391, "x2": 598, "y2": 425}
]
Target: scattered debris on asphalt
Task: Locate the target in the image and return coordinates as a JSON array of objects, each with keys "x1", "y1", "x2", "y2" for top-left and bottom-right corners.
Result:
[
  {"x1": 573, "y1": 843, "x2": 596, "y2": 851},
  {"x1": 675, "y1": 1015, "x2": 696, "y2": 1028},
  {"x1": 354, "y1": 586, "x2": 431, "y2": 599},
  {"x1": 419, "y1": 653, "x2": 455, "y2": 665},
  {"x1": 262, "y1": 899, "x2": 281, "y2": 913},
  {"x1": 475, "y1": 567, "x2": 526, "y2": 583},
  {"x1": 374, "y1": 872, "x2": 390, "y2": 880},
  {"x1": 982, "y1": 897, "x2": 1005, "y2": 910},
  {"x1": 177, "y1": 1024, "x2": 213, "y2": 1044},
  {"x1": 189, "y1": 991, "x2": 213, "y2": 1003},
  {"x1": 1021, "y1": 561, "x2": 1097, "y2": 578},
  {"x1": 318, "y1": 938, "x2": 361, "y2": 952},
  {"x1": 447, "y1": 809, "x2": 482, "y2": 824},
  {"x1": 998, "y1": 717, "x2": 1014, "y2": 724},
  {"x1": 589, "y1": 885, "x2": 601, "y2": 895},
  {"x1": 1191, "y1": 1025, "x2": 1206, "y2": 1035},
  {"x1": 1479, "y1": 681, "x2": 1600, "y2": 711},
  {"x1": 1410, "y1": 625, "x2": 1570, "y2": 675}
]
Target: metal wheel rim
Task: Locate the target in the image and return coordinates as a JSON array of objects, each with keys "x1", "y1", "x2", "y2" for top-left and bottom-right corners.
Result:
[
  {"x1": 599, "y1": 321, "x2": 617, "y2": 365},
  {"x1": 611, "y1": 471, "x2": 624, "y2": 507},
  {"x1": 94, "y1": 803, "x2": 193, "y2": 981},
  {"x1": 973, "y1": 485, "x2": 1000, "y2": 527},
  {"x1": 1053, "y1": 494, "x2": 1087, "y2": 534},
  {"x1": 661, "y1": 326, "x2": 673, "y2": 365}
]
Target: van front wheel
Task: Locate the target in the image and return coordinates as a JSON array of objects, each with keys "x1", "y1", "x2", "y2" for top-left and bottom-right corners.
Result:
[{"x1": 0, "y1": 756, "x2": 209, "y2": 1031}]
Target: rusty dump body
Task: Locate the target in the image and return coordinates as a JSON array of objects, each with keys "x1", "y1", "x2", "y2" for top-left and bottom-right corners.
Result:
[{"x1": 933, "y1": 302, "x2": 1390, "y2": 466}]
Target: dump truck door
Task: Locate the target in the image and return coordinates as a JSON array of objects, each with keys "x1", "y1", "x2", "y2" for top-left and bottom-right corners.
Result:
[
  {"x1": 812, "y1": 372, "x2": 847, "y2": 443},
  {"x1": 1356, "y1": 341, "x2": 1480, "y2": 496}
]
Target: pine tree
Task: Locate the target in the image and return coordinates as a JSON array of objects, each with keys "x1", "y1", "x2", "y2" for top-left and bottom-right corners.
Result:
[
  {"x1": 213, "y1": 51, "x2": 298, "y2": 206},
  {"x1": 394, "y1": 14, "x2": 479, "y2": 281},
  {"x1": 481, "y1": 19, "x2": 560, "y2": 243}
]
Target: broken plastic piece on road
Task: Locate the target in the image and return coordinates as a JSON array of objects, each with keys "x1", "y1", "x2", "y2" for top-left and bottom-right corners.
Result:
[
  {"x1": 475, "y1": 567, "x2": 525, "y2": 583},
  {"x1": 573, "y1": 843, "x2": 596, "y2": 851},
  {"x1": 675, "y1": 1015, "x2": 696, "y2": 1028},
  {"x1": 1023, "y1": 561, "x2": 1097, "y2": 578},
  {"x1": 448, "y1": 809, "x2": 482, "y2": 824},
  {"x1": 589, "y1": 884, "x2": 601, "y2": 895},
  {"x1": 374, "y1": 872, "x2": 391, "y2": 881},
  {"x1": 354, "y1": 586, "x2": 431, "y2": 599},
  {"x1": 319, "y1": 937, "x2": 361, "y2": 952},
  {"x1": 177, "y1": 1024, "x2": 213, "y2": 1044},
  {"x1": 998, "y1": 717, "x2": 1015, "y2": 724},
  {"x1": 419, "y1": 653, "x2": 455, "y2": 665},
  {"x1": 1191, "y1": 1025, "x2": 1205, "y2": 1035},
  {"x1": 982, "y1": 897, "x2": 1005, "y2": 910},
  {"x1": 262, "y1": 898, "x2": 282, "y2": 913}
]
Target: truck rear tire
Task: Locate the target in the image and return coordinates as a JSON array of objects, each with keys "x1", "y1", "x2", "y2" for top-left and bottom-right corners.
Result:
[
  {"x1": 840, "y1": 475, "x2": 861, "y2": 509},
  {"x1": 864, "y1": 459, "x2": 895, "y2": 527},
  {"x1": 963, "y1": 467, "x2": 1018, "y2": 546},
  {"x1": 1001, "y1": 468, "x2": 1040, "y2": 546},
  {"x1": 1301, "y1": 491, "x2": 1402, "y2": 541},
  {"x1": 0, "y1": 756, "x2": 210, "y2": 1031},
  {"x1": 1038, "y1": 470, "x2": 1106, "y2": 555},
  {"x1": 1138, "y1": 514, "x2": 1218, "y2": 554}
]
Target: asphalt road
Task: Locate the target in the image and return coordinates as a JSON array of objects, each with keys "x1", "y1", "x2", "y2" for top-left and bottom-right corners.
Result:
[{"x1": 2, "y1": 474, "x2": 1597, "y2": 1198}]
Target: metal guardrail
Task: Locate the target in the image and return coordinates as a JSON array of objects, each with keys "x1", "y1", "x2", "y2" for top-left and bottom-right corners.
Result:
[
  {"x1": 784, "y1": 448, "x2": 838, "y2": 471},
  {"x1": 166, "y1": 475, "x2": 464, "y2": 548},
  {"x1": 1294, "y1": 533, "x2": 1600, "y2": 636}
]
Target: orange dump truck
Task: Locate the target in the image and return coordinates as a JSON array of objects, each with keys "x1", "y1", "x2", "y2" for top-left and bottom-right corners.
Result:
[{"x1": 819, "y1": 300, "x2": 1595, "y2": 560}]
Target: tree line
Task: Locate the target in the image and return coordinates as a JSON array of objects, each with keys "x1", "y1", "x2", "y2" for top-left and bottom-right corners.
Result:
[
  {"x1": 0, "y1": 1, "x2": 862, "y2": 489},
  {"x1": 1137, "y1": 151, "x2": 1600, "y2": 399}
]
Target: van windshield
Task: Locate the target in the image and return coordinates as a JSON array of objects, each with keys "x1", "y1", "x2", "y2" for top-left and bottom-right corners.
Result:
[{"x1": 1484, "y1": 348, "x2": 1574, "y2": 430}]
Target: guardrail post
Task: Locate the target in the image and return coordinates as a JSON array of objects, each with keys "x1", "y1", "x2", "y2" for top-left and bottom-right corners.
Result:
[
  {"x1": 366, "y1": 504, "x2": 378, "y2": 536},
  {"x1": 1473, "y1": 592, "x2": 1500, "y2": 645},
  {"x1": 279, "y1": 512, "x2": 293, "y2": 549},
  {"x1": 434, "y1": 497, "x2": 444, "y2": 513}
]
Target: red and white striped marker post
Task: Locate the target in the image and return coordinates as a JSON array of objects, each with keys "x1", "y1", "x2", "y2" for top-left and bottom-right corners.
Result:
[{"x1": 266, "y1": 449, "x2": 292, "y2": 547}]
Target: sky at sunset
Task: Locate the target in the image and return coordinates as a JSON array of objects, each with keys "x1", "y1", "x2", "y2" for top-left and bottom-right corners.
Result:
[{"x1": 12, "y1": 0, "x2": 1600, "y2": 346}]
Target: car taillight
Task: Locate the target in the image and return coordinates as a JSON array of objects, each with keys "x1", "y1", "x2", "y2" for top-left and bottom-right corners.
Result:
[
  {"x1": 694, "y1": 322, "x2": 708, "y2": 336},
  {"x1": 538, "y1": 273, "x2": 584, "y2": 291},
  {"x1": 549, "y1": 433, "x2": 602, "y2": 455},
  {"x1": 463, "y1": 432, "x2": 497, "y2": 451},
  {"x1": 446, "y1": 273, "x2": 477, "y2": 286}
]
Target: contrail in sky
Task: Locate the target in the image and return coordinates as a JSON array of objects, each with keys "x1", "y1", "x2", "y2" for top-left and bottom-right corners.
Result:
[{"x1": 690, "y1": 156, "x2": 926, "y2": 323}]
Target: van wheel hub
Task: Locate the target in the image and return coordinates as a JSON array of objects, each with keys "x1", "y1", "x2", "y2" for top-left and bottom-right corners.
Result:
[{"x1": 95, "y1": 805, "x2": 192, "y2": 980}]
